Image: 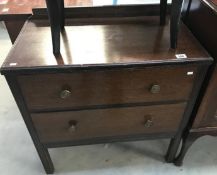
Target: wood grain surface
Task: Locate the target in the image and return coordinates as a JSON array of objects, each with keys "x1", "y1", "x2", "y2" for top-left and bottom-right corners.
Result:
[
  {"x1": 18, "y1": 66, "x2": 196, "y2": 111},
  {"x1": 32, "y1": 103, "x2": 186, "y2": 143},
  {"x1": 0, "y1": 17, "x2": 211, "y2": 73}
]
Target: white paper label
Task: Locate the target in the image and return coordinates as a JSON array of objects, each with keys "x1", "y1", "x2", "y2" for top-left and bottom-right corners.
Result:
[
  {"x1": 9, "y1": 63, "x2": 17, "y2": 66},
  {"x1": 176, "y1": 54, "x2": 187, "y2": 59},
  {"x1": 187, "y1": 71, "x2": 194, "y2": 75}
]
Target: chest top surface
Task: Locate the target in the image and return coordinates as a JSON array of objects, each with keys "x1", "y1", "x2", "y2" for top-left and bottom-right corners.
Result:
[{"x1": 0, "y1": 16, "x2": 212, "y2": 74}]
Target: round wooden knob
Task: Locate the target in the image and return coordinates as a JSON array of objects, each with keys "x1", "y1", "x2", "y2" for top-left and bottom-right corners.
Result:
[
  {"x1": 144, "y1": 119, "x2": 153, "y2": 128},
  {"x1": 150, "y1": 84, "x2": 160, "y2": 94},
  {"x1": 68, "y1": 120, "x2": 77, "y2": 132},
  {"x1": 60, "y1": 89, "x2": 71, "y2": 99}
]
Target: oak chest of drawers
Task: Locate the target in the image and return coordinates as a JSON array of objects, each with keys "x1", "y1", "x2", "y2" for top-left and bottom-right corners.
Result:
[{"x1": 0, "y1": 17, "x2": 212, "y2": 173}]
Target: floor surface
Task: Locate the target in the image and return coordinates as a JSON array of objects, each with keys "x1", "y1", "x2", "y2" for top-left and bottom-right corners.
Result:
[{"x1": 0, "y1": 21, "x2": 217, "y2": 175}]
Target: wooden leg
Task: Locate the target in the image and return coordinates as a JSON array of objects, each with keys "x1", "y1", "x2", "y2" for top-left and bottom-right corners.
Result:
[
  {"x1": 170, "y1": 0, "x2": 184, "y2": 48},
  {"x1": 4, "y1": 20, "x2": 26, "y2": 44},
  {"x1": 165, "y1": 137, "x2": 182, "y2": 163},
  {"x1": 5, "y1": 75, "x2": 54, "y2": 174},
  {"x1": 160, "y1": 0, "x2": 167, "y2": 25},
  {"x1": 45, "y1": 0, "x2": 61, "y2": 55},
  {"x1": 57, "y1": 0, "x2": 65, "y2": 30},
  {"x1": 36, "y1": 146, "x2": 54, "y2": 174},
  {"x1": 165, "y1": 65, "x2": 209, "y2": 163},
  {"x1": 174, "y1": 134, "x2": 201, "y2": 166}
]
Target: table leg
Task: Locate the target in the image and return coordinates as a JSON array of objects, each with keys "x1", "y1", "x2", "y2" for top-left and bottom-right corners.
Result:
[
  {"x1": 57, "y1": 0, "x2": 65, "y2": 30},
  {"x1": 170, "y1": 0, "x2": 184, "y2": 48},
  {"x1": 45, "y1": 0, "x2": 61, "y2": 55},
  {"x1": 174, "y1": 134, "x2": 200, "y2": 166},
  {"x1": 4, "y1": 20, "x2": 26, "y2": 44},
  {"x1": 165, "y1": 137, "x2": 182, "y2": 162},
  {"x1": 160, "y1": 0, "x2": 167, "y2": 25}
]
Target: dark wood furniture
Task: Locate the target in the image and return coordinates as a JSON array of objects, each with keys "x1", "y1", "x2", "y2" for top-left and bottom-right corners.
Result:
[
  {"x1": 0, "y1": 0, "x2": 171, "y2": 44},
  {"x1": 171, "y1": 0, "x2": 217, "y2": 166},
  {"x1": 0, "y1": 0, "x2": 91, "y2": 43},
  {"x1": 0, "y1": 17, "x2": 212, "y2": 173},
  {"x1": 44, "y1": 0, "x2": 183, "y2": 54}
]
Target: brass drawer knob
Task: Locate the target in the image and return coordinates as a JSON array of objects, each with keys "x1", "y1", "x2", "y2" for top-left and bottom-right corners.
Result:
[
  {"x1": 68, "y1": 120, "x2": 77, "y2": 132},
  {"x1": 150, "y1": 84, "x2": 160, "y2": 94},
  {"x1": 144, "y1": 119, "x2": 153, "y2": 128},
  {"x1": 60, "y1": 89, "x2": 71, "y2": 99}
]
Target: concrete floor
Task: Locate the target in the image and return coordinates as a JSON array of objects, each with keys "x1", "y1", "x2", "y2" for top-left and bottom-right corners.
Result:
[{"x1": 0, "y1": 21, "x2": 217, "y2": 175}]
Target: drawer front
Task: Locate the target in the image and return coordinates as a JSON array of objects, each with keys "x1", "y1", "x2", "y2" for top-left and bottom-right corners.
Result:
[
  {"x1": 32, "y1": 103, "x2": 186, "y2": 143},
  {"x1": 19, "y1": 66, "x2": 196, "y2": 111}
]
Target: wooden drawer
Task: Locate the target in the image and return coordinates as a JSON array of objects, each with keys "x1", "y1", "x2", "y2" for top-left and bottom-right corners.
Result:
[
  {"x1": 32, "y1": 103, "x2": 186, "y2": 143},
  {"x1": 18, "y1": 66, "x2": 196, "y2": 111}
]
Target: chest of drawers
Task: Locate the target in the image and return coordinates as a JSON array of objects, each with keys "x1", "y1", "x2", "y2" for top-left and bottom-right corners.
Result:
[{"x1": 0, "y1": 17, "x2": 212, "y2": 173}]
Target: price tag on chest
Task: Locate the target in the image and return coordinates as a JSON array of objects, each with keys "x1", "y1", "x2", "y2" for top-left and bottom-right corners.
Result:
[{"x1": 176, "y1": 54, "x2": 187, "y2": 59}]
